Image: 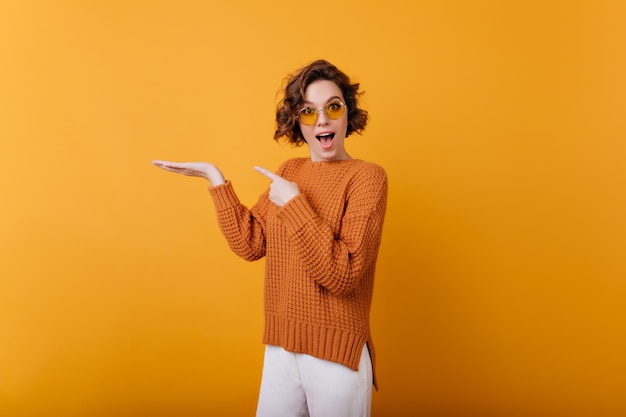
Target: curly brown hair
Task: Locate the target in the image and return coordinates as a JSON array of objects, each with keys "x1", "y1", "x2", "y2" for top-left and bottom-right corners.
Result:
[{"x1": 274, "y1": 60, "x2": 368, "y2": 146}]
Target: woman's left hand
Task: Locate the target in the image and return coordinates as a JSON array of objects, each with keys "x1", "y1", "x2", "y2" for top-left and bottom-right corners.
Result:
[{"x1": 254, "y1": 166, "x2": 300, "y2": 207}]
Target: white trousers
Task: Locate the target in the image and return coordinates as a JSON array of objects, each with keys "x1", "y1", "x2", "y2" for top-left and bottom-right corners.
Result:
[{"x1": 255, "y1": 344, "x2": 373, "y2": 417}]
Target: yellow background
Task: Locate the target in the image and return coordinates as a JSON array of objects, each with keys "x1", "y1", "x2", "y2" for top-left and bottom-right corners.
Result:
[{"x1": 1, "y1": 1, "x2": 625, "y2": 416}]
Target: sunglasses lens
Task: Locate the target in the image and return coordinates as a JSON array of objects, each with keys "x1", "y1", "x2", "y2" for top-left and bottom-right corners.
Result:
[
  {"x1": 298, "y1": 107, "x2": 317, "y2": 125},
  {"x1": 325, "y1": 102, "x2": 345, "y2": 119}
]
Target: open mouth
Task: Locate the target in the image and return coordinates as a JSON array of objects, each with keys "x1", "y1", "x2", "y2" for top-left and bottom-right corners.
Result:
[{"x1": 316, "y1": 132, "x2": 335, "y2": 149}]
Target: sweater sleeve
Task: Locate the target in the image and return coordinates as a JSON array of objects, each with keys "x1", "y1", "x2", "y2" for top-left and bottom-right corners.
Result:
[
  {"x1": 277, "y1": 164, "x2": 388, "y2": 296},
  {"x1": 208, "y1": 181, "x2": 268, "y2": 262}
]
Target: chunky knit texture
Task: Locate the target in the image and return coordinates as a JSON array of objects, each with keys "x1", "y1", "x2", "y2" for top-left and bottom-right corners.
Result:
[{"x1": 209, "y1": 158, "x2": 387, "y2": 387}]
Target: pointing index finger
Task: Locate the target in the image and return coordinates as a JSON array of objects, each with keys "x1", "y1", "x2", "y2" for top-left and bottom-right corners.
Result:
[{"x1": 254, "y1": 166, "x2": 280, "y2": 181}]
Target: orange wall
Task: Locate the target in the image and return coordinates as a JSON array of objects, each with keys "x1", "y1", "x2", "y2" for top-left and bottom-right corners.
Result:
[{"x1": 1, "y1": 1, "x2": 625, "y2": 416}]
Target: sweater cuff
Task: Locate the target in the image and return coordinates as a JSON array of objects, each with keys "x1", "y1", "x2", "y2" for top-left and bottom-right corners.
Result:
[
  {"x1": 208, "y1": 181, "x2": 239, "y2": 211},
  {"x1": 277, "y1": 194, "x2": 316, "y2": 234}
]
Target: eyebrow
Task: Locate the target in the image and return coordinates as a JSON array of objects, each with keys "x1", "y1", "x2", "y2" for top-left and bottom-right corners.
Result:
[{"x1": 302, "y1": 96, "x2": 343, "y2": 106}]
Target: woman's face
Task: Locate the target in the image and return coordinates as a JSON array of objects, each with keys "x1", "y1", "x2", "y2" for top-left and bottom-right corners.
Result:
[{"x1": 298, "y1": 80, "x2": 350, "y2": 162}]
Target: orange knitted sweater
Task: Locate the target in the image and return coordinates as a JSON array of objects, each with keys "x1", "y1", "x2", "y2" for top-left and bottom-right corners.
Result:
[{"x1": 209, "y1": 157, "x2": 387, "y2": 386}]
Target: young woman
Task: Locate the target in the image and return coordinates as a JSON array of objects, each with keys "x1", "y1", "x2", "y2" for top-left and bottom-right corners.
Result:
[{"x1": 153, "y1": 59, "x2": 387, "y2": 417}]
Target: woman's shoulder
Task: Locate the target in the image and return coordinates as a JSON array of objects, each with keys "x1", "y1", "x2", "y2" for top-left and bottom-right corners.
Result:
[
  {"x1": 353, "y1": 159, "x2": 386, "y2": 172},
  {"x1": 351, "y1": 159, "x2": 387, "y2": 182}
]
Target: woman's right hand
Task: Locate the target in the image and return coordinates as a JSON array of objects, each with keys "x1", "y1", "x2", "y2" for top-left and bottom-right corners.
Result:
[{"x1": 152, "y1": 160, "x2": 226, "y2": 186}]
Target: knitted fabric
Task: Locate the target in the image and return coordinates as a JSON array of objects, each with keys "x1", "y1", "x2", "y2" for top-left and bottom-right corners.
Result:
[{"x1": 209, "y1": 158, "x2": 387, "y2": 387}]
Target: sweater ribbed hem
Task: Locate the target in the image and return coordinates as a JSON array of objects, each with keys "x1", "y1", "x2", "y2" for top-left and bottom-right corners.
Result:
[
  {"x1": 208, "y1": 181, "x2": 239, "y2": 211},
  {"x1": 277, "y1": 194, "x2": 316, "y2": 234},
  {"x1": 262, "y1": 313, "x2": 367, "y2": 372}
]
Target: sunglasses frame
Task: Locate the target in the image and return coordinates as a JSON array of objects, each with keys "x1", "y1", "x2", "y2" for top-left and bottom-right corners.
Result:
[{"x1": 297, "y1": 101, "x2": 347, "y2": 126}]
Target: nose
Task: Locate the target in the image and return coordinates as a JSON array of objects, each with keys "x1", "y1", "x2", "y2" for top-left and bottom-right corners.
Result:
[{"x1": 316, "y1": 109, "x2": 330, "y2": 125}]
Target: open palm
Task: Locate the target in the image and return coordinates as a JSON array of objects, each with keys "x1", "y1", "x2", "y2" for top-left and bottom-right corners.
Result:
[{"x1": 152, "y1": 160, "x2": 225, "y2": 186}]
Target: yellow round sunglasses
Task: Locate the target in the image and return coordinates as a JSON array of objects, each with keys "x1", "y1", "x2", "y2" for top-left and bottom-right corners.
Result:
[{"x1": 297, "y1": 101, "x2": 347, "y2": 126}]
